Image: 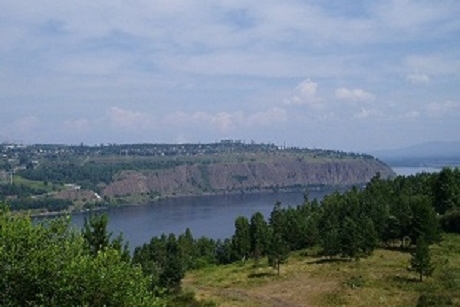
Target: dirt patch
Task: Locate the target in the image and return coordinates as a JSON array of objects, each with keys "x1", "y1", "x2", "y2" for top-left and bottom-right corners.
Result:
[{"x1": 187, "y1": 275, "x2": 338, "y2": 307}]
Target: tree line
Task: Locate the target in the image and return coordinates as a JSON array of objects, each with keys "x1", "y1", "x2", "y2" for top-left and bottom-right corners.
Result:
[
  {"x1": 17, "y1": 159, "x2": 192, "y2": 192},
  {"x1": 0, "y1": 183, "x2": 73, "y2": 211},
  {"x1": 133, "y1": 168, "x2": 460, "y2": 290}
]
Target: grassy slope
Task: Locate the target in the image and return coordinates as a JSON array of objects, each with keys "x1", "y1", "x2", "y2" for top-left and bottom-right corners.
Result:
[
  {"x1": 184, "y1": 234, "x2": 460, "y2": 307},
  {"x1": 12, "y1": 175, "x2": 58, "y2": 192}
]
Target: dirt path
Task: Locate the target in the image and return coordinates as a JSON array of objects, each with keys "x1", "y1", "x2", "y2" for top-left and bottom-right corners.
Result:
[
  {"x1": 190, "y1": 274, "x2": 338, "y2": 307},
  {"x1": 215, "y1": 288, "x2": 305, "y2": 307}
]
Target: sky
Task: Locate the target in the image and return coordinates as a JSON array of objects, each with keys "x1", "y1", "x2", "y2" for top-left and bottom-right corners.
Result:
[{"x1": 1, "y1": 0, "x2": 459, "y2": 153}]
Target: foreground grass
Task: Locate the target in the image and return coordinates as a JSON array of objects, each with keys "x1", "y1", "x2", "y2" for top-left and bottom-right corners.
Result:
[{"x1": 184, "y1": 234, "x2": 460, "y2": 307}]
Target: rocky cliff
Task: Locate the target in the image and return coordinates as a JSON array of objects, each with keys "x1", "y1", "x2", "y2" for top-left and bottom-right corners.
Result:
[{"x1": 102, "y1": 153, "x2": 395, "y2": 198}]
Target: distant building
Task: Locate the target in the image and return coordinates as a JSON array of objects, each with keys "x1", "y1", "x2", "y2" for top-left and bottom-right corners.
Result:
[{"x1": 64, "y1": 184, "x2": 81, "y2": 190}]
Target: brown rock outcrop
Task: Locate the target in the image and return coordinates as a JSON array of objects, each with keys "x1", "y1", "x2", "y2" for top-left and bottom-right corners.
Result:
[{"x1": 102, "y1": 154, "x2": 394, "y2": 198}]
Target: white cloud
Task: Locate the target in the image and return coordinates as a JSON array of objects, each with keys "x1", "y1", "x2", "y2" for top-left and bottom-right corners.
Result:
[
  {"x1": 426, "y1": 100, "x2": 460, "y2": 116},
  {"x1": 107, "y1": 106, "x2": 154, "y2": 130},
  {"x1": 406, "y1": 73, "x2": 430, "y2": 85},
  {"x1": 247, "y1": 107, "x2": 287, "y2": 126},
  {"x1": 404, "y1": 110, "x2": 420, "y2": 119},
  {"x1": 284, "y1": 79, "x2": 322, "y2": 107},
  {"x1": 297, "y1": 79, "x2": 318, "y2": 98},
  {"x1": 0, "y1": 1, "x2": 459, "y2": 151},
  {"x1": 353, "y1": 108, "x2": 372, "y2": 119},
  {"x1": 352, "y1": 107, "x2": 383, "y2": 120},
  {"x1": 210, "y1": 112, "x2": 242, "y2": 131},
  {"x1": 164, "y1": 110, "x2": 243, "y2": 132},
  {"x1": 335, "y1": 87, "x2": 374, "y2": 102},
  {"x1": 164, "y1": 107, "x2": 287, "y2": 132},
  {"x1": 404, "y1": 55, "x2": 460, "y2": 76}
]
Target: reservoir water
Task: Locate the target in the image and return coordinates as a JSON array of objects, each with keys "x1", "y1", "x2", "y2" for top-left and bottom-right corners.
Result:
[
  {"x1": 392, "y1": 166, "x2": 441, "y2": 176},
  {"x1": 70, "y1": 189, "x2": 334, "y2": 250}
]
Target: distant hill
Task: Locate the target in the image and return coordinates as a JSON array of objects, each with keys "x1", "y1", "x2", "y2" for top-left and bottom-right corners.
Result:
[
  {"x1": 2, "y1": 142, "x2": 395, "y2": 211},
  {"x1": 370, "y1": 141, "x2": 460, "y2": 167},
  {"x1": 102, "y1": 152, "x2": 395, "y2": 199}
]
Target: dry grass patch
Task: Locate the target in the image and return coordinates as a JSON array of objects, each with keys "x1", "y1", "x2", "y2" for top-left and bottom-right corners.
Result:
[{"x1": 184, "y1": 234, "x2": 460, "y2": 307}]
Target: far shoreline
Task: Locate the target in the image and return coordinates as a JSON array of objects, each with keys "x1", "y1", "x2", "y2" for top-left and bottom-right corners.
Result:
[{"x1": 29, "y1": 184, "x2": 349, "y2": 219}]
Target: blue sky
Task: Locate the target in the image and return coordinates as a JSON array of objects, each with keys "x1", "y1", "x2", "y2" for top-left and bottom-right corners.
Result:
[{"x1": 1, "y1": 0, "x2": 459, "y2": 152}]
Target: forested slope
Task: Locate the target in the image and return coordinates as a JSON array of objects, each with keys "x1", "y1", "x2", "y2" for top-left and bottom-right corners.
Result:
[{"x1": 1, "y1": 142, "x2": 394, "y2": 212}]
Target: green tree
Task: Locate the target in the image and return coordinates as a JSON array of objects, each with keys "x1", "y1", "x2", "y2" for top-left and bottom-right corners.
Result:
[
  {"x1": 249, "y1": 212, "x2": 270, "y2": 262},
  {"x1": 82, "y1": 213, "x2": 130, "y2": 260},
  {"x1": 178, "y1": 228, "x2": 197, "y2": 270},
  {"x1": 410, "y1": 196, "x2": 441, "y2": 244},
  {"x1": 362, "y1": 174, "x2": 392, "y2": 240},
  {"x1": 82, "y1": 213, "x2": 111, "y2": 256},
  {"x1": 0, "y1": 206, "x2": 162, "y2": 307},
  {"x1": 194, "y1": 236, "x2": 217, "y2": 267},
  {"x1": 269, "y1": 201, "x2": 285, "y2": 237},
  {"x1": 267, "y1": 232, "x2": 289, "y2": 276},
  {"x1": 358, "y1": 217, "x2": 378, "y2": 256},
  {"x1": 319, "y1": 194, "x2": 341, "y2": 258},
  {"x1": 232, "y1": 216, "x2": 251, "y2": 261},
  {"x1": 133, "y1": 235, "x2": 168, "y2": 288},
  {"x1": 133, "y1": 233, "x2": 185, "y2": 293},
  {"x1": 215, "y1": 238, "x2": 234, "y2": 264},
  {"x1": 433, "y1": 167, "x2": 460, "y2": 214},
  {"x1": 283, "y1": 207, "x2": 309, "y2": 250},
  {"x1": 159, "y1": 234, "x2": 185, "y2": 292},
  {"x1": 390, "y1": 194, "x2": 413, "y2": 245},
  {"x1": 340, "y1": 216, "x2": 361, "y2": 260},
  {"x1": 409, "y1": 236, "x2": 434, "y2": 282}
]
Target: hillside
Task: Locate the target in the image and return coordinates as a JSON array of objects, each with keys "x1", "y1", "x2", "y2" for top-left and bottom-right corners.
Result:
[
  {"x1": 102, "y1": 153, "x2": 394, "y2": 199},
  {"x1": 184, "y1": 234, "x2": 460, "y2": 307},
  {"x1": 1, "y1": 142, "x2": 395, "y2": 211}
]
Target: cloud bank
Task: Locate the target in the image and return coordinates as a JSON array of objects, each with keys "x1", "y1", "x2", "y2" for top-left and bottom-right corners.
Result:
[{"x1": 0, "y1": 0, "x2": 459, "y2": 151}]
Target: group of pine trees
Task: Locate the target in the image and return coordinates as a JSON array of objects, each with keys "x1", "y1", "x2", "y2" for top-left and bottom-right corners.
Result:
[
  {"x1": 133, "y1": 168, "x2": 460, "y2": 289},
  {"x1": 1, "y1": 167, "x2": 459, "y2": 305}
]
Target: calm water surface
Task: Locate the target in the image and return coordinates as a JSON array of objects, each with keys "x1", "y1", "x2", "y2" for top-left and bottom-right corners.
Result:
[
  {"x1": 70, "y1": 189, "x2": 335, "y2": 250},
  {"x1": 392, "y1": 166, "x2": 441, "y2": 176}
]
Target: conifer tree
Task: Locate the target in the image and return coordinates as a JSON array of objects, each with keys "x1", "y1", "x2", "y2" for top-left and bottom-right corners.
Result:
[
  {"x1": 82, "y1": 214, "x2": 111, "y2": 256},
  {"x1": 340, "y1": 216, "x2": 360, "y2": 260},
  {"x1": 410, "y1": 196, "x2": 440, "y2": 244},
  {"x1": 159, "y1": 234, "x2": 185, "y2": 292},
  {"x1": 409, "y1": 236, "x2": 434, "y2": 282},
  {"x1": 320, "y1": 218, "x2": 341, "y2": 258},
  {"x1": 267, "y1": 232, "x2": 289, "y2": 276},
  {"x1": 232, "y1": 216, "x2": 251, "y2": 261},
  {"x1": 178, "y1": 228, "x2": 197, "y2": 270},
  {"x1": 250, "y1": 212, "x2": 270, "y2": 262}
]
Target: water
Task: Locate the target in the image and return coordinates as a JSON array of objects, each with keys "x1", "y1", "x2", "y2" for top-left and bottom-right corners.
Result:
[
  {"x1": 43, "y1": 165, "x2": 443, "y2": 250},
  {"x1": 392, "y1": 166, "x2": 441, "y2": 176},
  {"x1": 70, "y1": 189, "x2": 335, "y2": 250}
]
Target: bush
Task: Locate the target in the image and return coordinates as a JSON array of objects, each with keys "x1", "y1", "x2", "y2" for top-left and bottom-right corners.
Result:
[
  {"x1": 0, "y1": 208, "x2": 163, "y2": 307},
  {"x1": 416, "y1": 294, "x2": 454, "y2": 307},
  {"x1": 440, "y1": 210, "x2": 460, "y2": 234}
]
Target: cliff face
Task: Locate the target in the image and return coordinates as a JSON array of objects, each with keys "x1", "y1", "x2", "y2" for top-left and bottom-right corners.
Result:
[{"x1": 102, "y1": 155, "x2": 395, "y2": 198}]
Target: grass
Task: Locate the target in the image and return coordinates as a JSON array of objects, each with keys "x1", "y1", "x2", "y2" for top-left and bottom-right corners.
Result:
[
  {"x1": 183, "y1": 234, "x2": 460, "y2": 307},
  {"x1": 13, "y1": 175, "x2": 60, "y2": 192}
]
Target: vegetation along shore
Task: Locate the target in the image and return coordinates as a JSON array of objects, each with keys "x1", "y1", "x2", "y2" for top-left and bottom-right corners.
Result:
[{"x1": 1, "y1": 141, "x2": 394, "y2": 215}]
